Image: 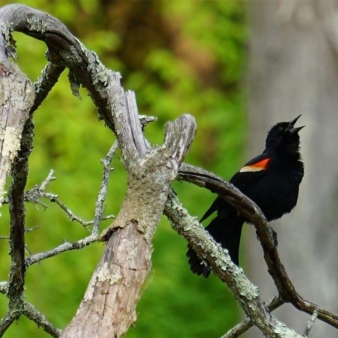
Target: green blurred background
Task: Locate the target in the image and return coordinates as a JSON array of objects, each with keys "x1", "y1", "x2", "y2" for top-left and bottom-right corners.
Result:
[{"x1": 0, "y1": 1, "x2": 247, "y2": 337}]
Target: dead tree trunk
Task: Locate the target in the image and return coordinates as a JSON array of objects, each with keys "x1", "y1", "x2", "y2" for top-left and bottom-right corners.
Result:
[{"x1": 61, "y1": 94, "x2": 197, "y2": 336}]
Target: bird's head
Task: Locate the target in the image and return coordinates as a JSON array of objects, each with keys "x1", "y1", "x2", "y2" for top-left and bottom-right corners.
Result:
[{"x1": 265, "y1": 115, "x2": 304, "y2": 155}]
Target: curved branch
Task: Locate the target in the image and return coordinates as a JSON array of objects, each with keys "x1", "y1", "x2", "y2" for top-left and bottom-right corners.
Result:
[
  {"x1": 31, "y1": 61, "x2": 65, "y2": 114},
  {"x1": 178, "y1": 163, "x2": 338, "y2": 329},
  {"x1": 23, "y1": 302, "x2": 61, "y2": 338},
  {"x1": 0, "y1": 4, "x2": 124, "y2": 132},
  {"x1": 165, "y1": 190, "x2": 302, "y2": 338}
]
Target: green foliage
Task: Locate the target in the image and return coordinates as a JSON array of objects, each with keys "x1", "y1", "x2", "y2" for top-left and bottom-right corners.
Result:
[{"x1": 0, "y1": 0, "x2": 247, "y2": 337}]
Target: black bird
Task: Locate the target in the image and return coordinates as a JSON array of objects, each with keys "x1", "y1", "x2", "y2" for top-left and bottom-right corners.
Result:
[{"x1": 187, "y1": 116, "x2": 304, "y2": 277}]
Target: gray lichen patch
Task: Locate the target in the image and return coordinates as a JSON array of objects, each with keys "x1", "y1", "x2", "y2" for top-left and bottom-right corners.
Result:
[
  {"x1": 26, "y1": 13, "x2": 48, "y2": 33},
  {"x1": 2, "y1": 126, "x2": 21, "y2": 161}
]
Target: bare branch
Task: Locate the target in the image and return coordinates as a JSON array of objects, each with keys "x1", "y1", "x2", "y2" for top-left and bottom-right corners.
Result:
[
  {"x1": 92, "y1": 141, "x2": 118, "y2": 236},
  {"x1": 221, "y1": 295, "x2": 284, "y2": 338},
  {"x1": 38, "y1": 192, "x2": 97, "y2": 230},
  {"x1": 22, "y1": 169, "x2": 115, "y2": 230},
  {"x1": 23, "y1": 142, "x2": 118, "y2": 268},
  {"x1": 165, "y1": 190, "x2": 302, "y2": 338},
  {"x1": 0, "y1": 312, "x2": 15, "y2": 336},
  {"x1": 302, "y1": 309, "x2": 319, "y2": 337},
  {"x1": 124, "y1": 91, "x2": 148, "y2": 157},
  {"x1": 42, "y1": 191, "x2": 114, "y2": 226},
  {"x1": 0, "y1": 5, "x2": 159, "y2": 137},
  {"x1": 5, "y1": 122, "x2": 33, "y2": 335},
  {"x1": 178, "y1": 163, "x2": 338, "y2": 329},
  {"x1": 31, "y1": 61, "x2": 65, "y2": 114},
  {"x1": 0, "y1": 21, "x2": 65, "y2": 336},
  {"x1": 0, "y1": 4, "x2": 117, "y2": 131},
  {"x1": 26, "y1": 234, "x2": 100, "y2": 267},
  {"x1": 0, "y1": 53, "x2": 64, "y2": 336},
  {"x1": 39, "y1": 169, "x2": 56, "y2": 190},
  {"x1": 0, "y1": 55, "x2": 34, "y2": 335},
  {"x1": 23, "y1": 302, "x2": 61, "y2": 337}
]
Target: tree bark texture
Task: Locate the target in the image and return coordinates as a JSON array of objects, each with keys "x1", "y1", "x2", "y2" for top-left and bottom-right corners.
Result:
[
  {"x1": 0, "y1": 59, "x2": 34, "y2": 205},
  {"x1": 61, "y1": 98, "x2": 197, "y2": 336},
  {"x1": 247, "y1": 1, "x2": 338, "y2": 336}
]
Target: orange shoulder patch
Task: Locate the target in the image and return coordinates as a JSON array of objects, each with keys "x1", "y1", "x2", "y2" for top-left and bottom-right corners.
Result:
[{"x1": 240, "y1": 158, "x2": 270, "y2": 173}]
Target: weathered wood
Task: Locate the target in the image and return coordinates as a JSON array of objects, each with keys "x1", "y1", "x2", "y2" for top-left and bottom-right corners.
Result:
[
  {"x1": 0, "y1": 60, "x2": 34, "y2": 206},
  {"x1": 0, "y1": 4, "x2": 121, "y2": 132},
  {"x1": 61, "y1": 90, "x2": 196, "y2": 336},
  {"x1": 0, "y1": 21, "x2": 35, "y2": 336},
  {"x1": 165, "y1": 190, "x2": 303, "y2": 338}
]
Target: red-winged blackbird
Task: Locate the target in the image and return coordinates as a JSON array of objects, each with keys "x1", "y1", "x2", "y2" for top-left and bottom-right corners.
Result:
[{"x1": 187, "y1": 116, "x2": 304, "y2": 277}]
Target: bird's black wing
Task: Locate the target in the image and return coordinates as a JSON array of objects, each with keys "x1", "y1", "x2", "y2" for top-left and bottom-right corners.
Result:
[
  {"x1": 200, "y1": 153, "x2": 271, "y2": 222},
  {"x1": 230, "y1": 153, "x2": 271, "y2": 191},
  {"x1": 200, "y1": 196, "x2": 224, "y2": 222}
]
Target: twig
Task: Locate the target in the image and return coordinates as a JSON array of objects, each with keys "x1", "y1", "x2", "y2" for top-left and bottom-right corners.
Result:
[
  {"x1": 92, "y1": 141, "x2": 118, "y2": 236},
  {"x1": 39, "y1": 169, "x2": 56, "y2": 190},
  {"x1": 41, "y1": 192, "x2": 114, "y2": 228},
  {"x1": 221, "y1": 295, "x2": 284, "y2": 338},
  {"x1": 25, "y1": 234, "x2": 100, "y2": 267},
  {"x1": 139, "y1": 115, "x2": 157, "y2": 130},
  {"x1": 25, "y1": 226, "x2": 39, "y2": 233},
  {"x1": 41, "y1": 192, "x2": 91, "y2": 230},
  {"x1": 23, "y1": 301, "x2": 61, "y2": 337},
  {"x1": 0, "y1": 312, "x2": 15, "y2": 336},
  {"x1": 22, "y1": 169, "x2": 115, "y2": 230},
  {"x1": 31, "y1": 61, "x2": 65, "y2": 114},
  {"x1": 302, "y1": 309, "x2": 319, "y2": 337}
]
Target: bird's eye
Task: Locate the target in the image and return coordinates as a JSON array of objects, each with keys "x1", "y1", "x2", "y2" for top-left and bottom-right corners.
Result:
[{"x1": 278, "y1": 127, "x2": 284, "y2": 132}]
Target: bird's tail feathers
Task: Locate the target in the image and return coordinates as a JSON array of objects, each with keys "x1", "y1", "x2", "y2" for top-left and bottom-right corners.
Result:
[{"x1": 187, "y1": 215, "x2": 244, "y2": 277}]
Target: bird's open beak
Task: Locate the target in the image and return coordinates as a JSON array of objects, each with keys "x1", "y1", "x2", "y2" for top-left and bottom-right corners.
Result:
[{"x1": 288, "y1": 115, "x2": 304, "y2": 133}]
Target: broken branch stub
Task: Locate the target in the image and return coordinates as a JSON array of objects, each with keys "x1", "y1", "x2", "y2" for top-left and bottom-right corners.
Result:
[{"x1": 62, "y1": 88, "x2": 196, "y2": 337}]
